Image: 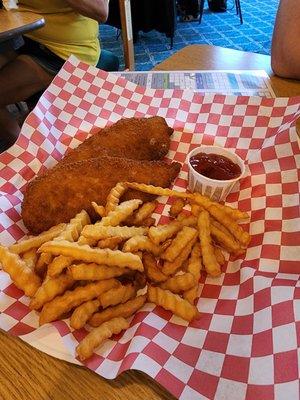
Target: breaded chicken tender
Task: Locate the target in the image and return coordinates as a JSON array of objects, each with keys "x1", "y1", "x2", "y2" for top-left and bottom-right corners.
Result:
[
  {"x1": 62, "y1": 116, "x2": 173, "y2": 164},
  {"x1": 22, "y1": 156, "x2": 181, "y2": 234}
]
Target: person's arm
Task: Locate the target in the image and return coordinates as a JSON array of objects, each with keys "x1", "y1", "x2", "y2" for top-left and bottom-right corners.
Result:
[
  {"x1": 65, "y1": 0, "x2": 109, "y2": 23},
  {"x1": 271, "y1": 0, "x2": 300, "y2": 79}
]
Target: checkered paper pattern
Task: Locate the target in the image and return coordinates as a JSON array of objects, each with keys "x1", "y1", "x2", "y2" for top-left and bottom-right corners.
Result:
[{"x1": 1, "y1": 56, "x2": 300, "y2": 400}]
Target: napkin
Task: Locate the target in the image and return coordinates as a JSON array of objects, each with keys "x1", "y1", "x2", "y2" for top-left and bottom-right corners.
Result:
[{"x1": 0, "y1": 56, "x2": 300, "y2": 400}]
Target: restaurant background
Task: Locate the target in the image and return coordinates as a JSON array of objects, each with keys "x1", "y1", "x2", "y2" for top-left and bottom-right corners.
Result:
[{"x1": 101, "y1": 0, "x2": 279, "y2": 70}]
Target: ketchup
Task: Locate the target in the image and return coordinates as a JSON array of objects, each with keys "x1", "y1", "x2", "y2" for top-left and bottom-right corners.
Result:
[{"x1": 190, "y1": 152, "x2": 241, "y2": 180}]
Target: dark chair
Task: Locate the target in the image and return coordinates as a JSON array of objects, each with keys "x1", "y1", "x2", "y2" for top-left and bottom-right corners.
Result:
[
  {"x1": 199, "y1": 0, "x2": 243, "y2": 24},
  {"x1": 107, "y1": 0, "x2": 177, "y2": 48}
]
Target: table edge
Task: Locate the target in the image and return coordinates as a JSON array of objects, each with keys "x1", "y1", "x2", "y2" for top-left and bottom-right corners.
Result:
[{"x1": 0, "y1": 18, "x2": 45, "y2": 42}]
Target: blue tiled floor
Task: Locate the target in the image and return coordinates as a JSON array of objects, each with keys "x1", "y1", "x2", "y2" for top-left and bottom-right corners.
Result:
[{"x1": 100, "y1": 0, "x2": 279, "y2": 70}]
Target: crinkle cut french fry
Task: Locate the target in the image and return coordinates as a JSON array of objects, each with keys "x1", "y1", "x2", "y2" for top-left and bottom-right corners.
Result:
[
  {"x1": 0, "y1": 245, "x2": 41, "y2": 297},
  {"x1": 56, "y1": 210, "x2": 90, "y2": 242},
  {"x1": 188, "y1": 193, "x2": 213, "y2": 210},
  {"x1": 140, "y1": 217, "x2": 156, "y2": 227},
  {"x1": 190, "y1": 203, "x2": 203, "y2": 217},
  {"x1": 208, "y1": 205, "x2": 250, "y2": 247},
  {"x1": 210, "y1": 224, "x2": 240, "y2": 254},
  {"x1": 82, "y1": 225, "x2": 148, "y2": 241},
  {"x1": 143, "y1": 253, "x2": 167, "y2": 283},
  {"x1": 100, "y1": 199, "x2": 142, "y2": 227},
  {"x1": 22, "y1": 248, "x2": 38, "y2": 270},
  {"x1": 178, "y1": 215, "x2": 198, "y2": 227},
  {"x1": 210, "y1": 219, "x2": 230, "y2": 235},
  {"x1": 162, "y1": 236, "x2": 197, "y2": 276},
  {"x1": 183, "y1": 286, "x2": 198, "y2": 305},
  {"x1": 132, "y1": 201, "x2": 157, "y2": 225},
  {"x1": 88, "y1": 295, "x2": 147, "y2": 327},
  {"x1": 148, "y1": 213, "x2": 197, "y2": 244},
  {"x1": 148, "y1": 285, "x2": 199, "y2": 322},
  {"x1": 47, "y1": 255, "x2": 73, "y2": 278},
  {"x1": 39, "y1": 279, "x2": 119, "y2": 325},
  {"x1": 186, "y1": 242, "x2": 202, "y2": 277},
  {"x1": 176, "y1": 211, "x2": 189, "y2": 221},
  {"x1": 99, "y1": 284, "x2": 136, "y2": 309},
  {"x1": 192, "y1": 193, "x2": 249, "y2": 221},
  {"x1": 30, "y1": 273, "x2": 74, "y2": 310},
  {"x1": 161, "y1": 226, "x2": 198, "y2": 262},
  {"x1": 69, "y1": 263, "x2": 130, "y2": 281},
  {"x1": 97, "y1": 236, "x2": 123, "y2": 250},
  {"x1": 214, "y1": 246, "x2": 225, "y2": 265},
  {"x1": 125, "y1": 182, "x2": 193, "y2": 201},
  {"x1": 169, "y1": 198, "x2": 185, "y2": 218},
  {"x1": 76, "y1": 317, "x2": 129, "y2": 361},
  {"x1": 9, "y1": 223, "x2": 66, "y2": 254},
  {"x1": 70, "y1": 299, "x2": 100, "y2": 330},
  {"x1": 77, "y1": 235, "x2": 98, "y2": 246},
  {"x1": 125, "y1": 215, "x2": 155, "y2": 228},
  {"x1": 183, "y1": 243, "x2": 202, "y2": 304},
  {"x1": 91, "y1": 202, "x2": 105, "y2": 218},
  {"x1": 105, "y1": 182, "x2": 128, "y2": 215},
  {"x1": 160, "y1": 272, "x2": 196, "y2": 293},
  {"x1": 214, "y1": 203, "x2": 249, "y2": 221},
  {"x1": 198, "y1": 211, "x2": 221, "y2": 277},
  {"x1": 148, "y1": 221, "x2": 182, "y2": 245},
  {"x1": 160, "y1": 239, "x2": 172, "y2": 252},
  {"x1": 39, "y1": 240, "x2": 144, "y2": 271},
  {"x1": 36, "y1": 252, "x2": 52, "y2": 265},
  {"x1": 35, "y1": 252, "x2": 52, "y2": 277},
  {"x1": 123, "y1": 235, "x2": 161, "y2": 256}
]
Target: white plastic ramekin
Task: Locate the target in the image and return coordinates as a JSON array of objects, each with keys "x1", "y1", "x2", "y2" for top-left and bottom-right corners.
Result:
[{"x1": 187, "y1": 145, "x2": 246, "y2": 202}]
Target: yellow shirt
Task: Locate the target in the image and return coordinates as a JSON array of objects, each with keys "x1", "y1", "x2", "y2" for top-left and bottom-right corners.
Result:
[{"x1": 18, "y1": 0, "x2": 100, "y2": 65}]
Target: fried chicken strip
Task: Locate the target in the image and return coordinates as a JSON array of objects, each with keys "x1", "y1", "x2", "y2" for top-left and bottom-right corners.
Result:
[
  {"x1": 62, "y1": 116, "x2": 173, "y2": 164},
  {"x1": 22, "y1": 156, "x2": 181, "y2": 234}
]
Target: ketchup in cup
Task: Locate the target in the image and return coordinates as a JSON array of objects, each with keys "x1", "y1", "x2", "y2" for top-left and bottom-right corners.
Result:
[
  {"x1": 187, "y1": 146, "x2": 245, "y2": 202},
  {"x1": 190, "y1": 152, "x2": 241, "y2": 181}
]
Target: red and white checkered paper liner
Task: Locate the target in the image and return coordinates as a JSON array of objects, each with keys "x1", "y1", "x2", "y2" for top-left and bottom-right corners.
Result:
[{"x1": 1, "y1": 56, "x2": 300, "y2": 400}]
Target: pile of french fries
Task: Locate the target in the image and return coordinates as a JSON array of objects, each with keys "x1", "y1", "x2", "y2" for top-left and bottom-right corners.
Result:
[{"x1": 0, "y1": 182, "x2": 250, "y2": 361}]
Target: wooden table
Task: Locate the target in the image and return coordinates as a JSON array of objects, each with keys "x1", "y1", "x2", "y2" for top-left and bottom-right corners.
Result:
[
  {"x1": 0, "y1": 9, "x2": 44, "y2": 42},
  {"x1": 155, "y1": 45, "x2": 300, "y2": 134},
  {"x1": 0, "y1": 45, "x2": 299, "y2": 400},
  {"x1": 154, "y1": 44, "x2": 300, "y2": 97}
]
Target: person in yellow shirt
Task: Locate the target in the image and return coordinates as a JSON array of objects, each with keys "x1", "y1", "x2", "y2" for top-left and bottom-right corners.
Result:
[{"x1": 0, "y1": 0, "x2": 119, "y2": 150}]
